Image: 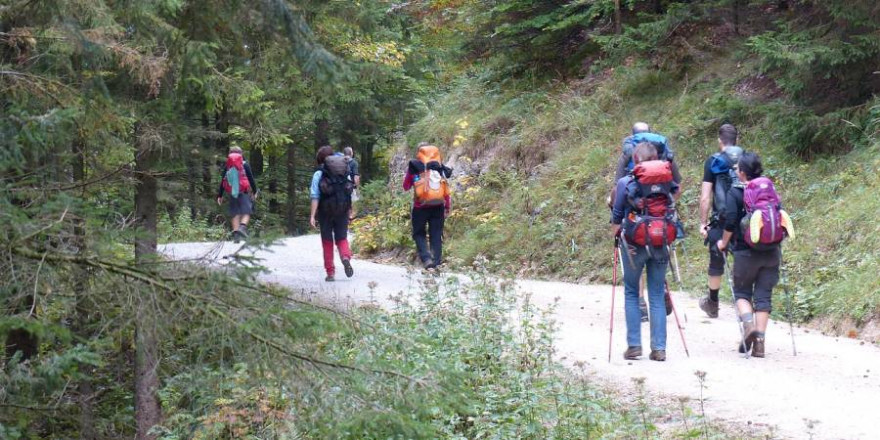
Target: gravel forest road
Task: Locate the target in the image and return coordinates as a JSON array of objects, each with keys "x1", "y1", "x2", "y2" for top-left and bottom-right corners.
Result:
[{"x1": 162, "y1": 235, "x2": 880, "y2": 440}]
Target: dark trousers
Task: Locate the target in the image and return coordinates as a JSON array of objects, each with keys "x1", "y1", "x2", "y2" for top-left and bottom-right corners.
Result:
[
  {"x1": 411, "y1": 206, "x2": 445, "y2": 265},
  {"x1": 732, "y1": 248, "x2": 781, "y2": 312}
]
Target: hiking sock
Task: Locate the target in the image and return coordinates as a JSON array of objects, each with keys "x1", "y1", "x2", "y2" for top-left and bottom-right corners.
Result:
[{"x1": 709, "y1": 288, "x2": 719, "y2": 302}]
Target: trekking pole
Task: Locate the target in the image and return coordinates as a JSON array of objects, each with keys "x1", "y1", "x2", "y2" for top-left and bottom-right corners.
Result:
[
  {"x1": 665, "y1": 279, "x2": 690, "y2": 357},
  {"x1": 669, "y1": 243, "x2": 688, "y2": 323},
  {"x1": 723, "y1": 251, "x2": 750, "y2": 359},
  {"x1": 780, "y1": 248, "x2": 798, "y2": 356},
  {"x1": 608, "y1": 237, "x2": 621, "y2": 363}
]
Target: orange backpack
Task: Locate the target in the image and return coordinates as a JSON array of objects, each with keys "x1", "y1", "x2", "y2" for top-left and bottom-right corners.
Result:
[{"x1": 413, "y1": 145, "x2": 449, "y2": 206}]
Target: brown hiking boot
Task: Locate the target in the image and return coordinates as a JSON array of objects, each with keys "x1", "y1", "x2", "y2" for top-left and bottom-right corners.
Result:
[
  {"x1": 751, "y1": 336, "x2": 765, "y2": 358},
  {"x1": 699, "y1": 296, "x2": 719, "y2": 318},
  {"x1": 649, "y1": 350, "x2": 666, "y2": 361},
  {"x1": 738, "y1": 324, "x2": 758, "y2": 353},
  {"x1": 623, "y1": 346, "x2": 642, "y2": 360}
]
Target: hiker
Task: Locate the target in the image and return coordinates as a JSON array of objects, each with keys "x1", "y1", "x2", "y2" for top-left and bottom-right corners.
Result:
[
  {"x1": 309, "y1": 146, "x2": 355, "y2": 282},
  {"x1": 716, "y1": 152, "x2": 792, "y2": 357},
  {"x1": 699, "y1": 123, "x2": 744, "y2": 318},
  {"x1": 343, "y1": 146, "x2": 361, "y2": 220},
  {"x1": 613, "y1": 122, "x2": 682, "y2": 183},
  {"x1": 611, "y1": 122, "x2": 682, "y2": 321},
  {"x1": 216, "y1": 146, "x2": 259, "y2": 243},
  {"x1": 611, "y1": 142, "x2": 679, "y2": 361},
  {"x1": 403, "y1": 143, "x2": 452, "y2": 270}
]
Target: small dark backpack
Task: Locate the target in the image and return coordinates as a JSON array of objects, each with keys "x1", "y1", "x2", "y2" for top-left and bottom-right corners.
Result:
[
  {"x1": 623, "y1": 160, "x2": 678, "y2": 248},
  {"x1": 319, "y1": 155, "x2": 354, "y2": 216},
  {"x1": 710, "y1": 146, "x2": 744, "y2": 216}
]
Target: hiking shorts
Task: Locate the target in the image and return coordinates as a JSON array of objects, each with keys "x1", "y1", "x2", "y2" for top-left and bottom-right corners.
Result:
[
  {"x1": 732, "y1": 248, "x2": 781, "y2": 313},
  {"x1": 706, "y1": 226, "x2": 725, "y2": 276},
  {"x1": 227, "y1": 193, "x2": 254, "y2": 216}
]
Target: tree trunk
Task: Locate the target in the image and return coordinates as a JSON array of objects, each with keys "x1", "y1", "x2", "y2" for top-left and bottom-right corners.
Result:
[
  {"x1": 314, "y1": 117, "x2": 330, "y2": 149},
  {"x1": 133, "y1": 124, "x2": 161, "y2": 440},
  {"x1": 268, "y1": 153, "x2": 280, "y2": 215},
  {"x1": 215, "y1": 104, "x2": 230, "y2": 153},
  {"x1": 732, "y1": 0, "x2": 741, "y2": 35},
  {"x1": 71, "y1": 137, "x2": 98, "y2": 440},
  {"x1": 613, "y1": 0, "x2": 622, "y2": 35},
  {"x1": 285, "y1": 143, "x2": 297, "y2": 234},
  {"x1": 201, "y1": 113, "x2": 214, "y2": 222},
  {"x1": 654, "y1": 0, "x2": 664, "y2": 14},
  {"x1": 250, "y1": 147, "x2": 264, "y2": 178}
]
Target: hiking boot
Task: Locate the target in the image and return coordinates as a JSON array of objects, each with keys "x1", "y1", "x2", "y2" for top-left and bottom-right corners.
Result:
[
  {"x1": 423, "y1": 258, "x2": 435, "y2": 270},
  {"x1": 665, "y1": 293, "x2": 673, "y2": 316},
  {"x1": 325, "y1": 274, "x2": 335, "y2": 282},
  {"x1": 751, "y1": 337, "x2": 765, "y2": 358},
  {"x1": 649, "y1": 350, "x2": 666, "y2": 361},
  {"x1": 237, "y1": 223, "x2": 249, "y2": 239},
  {"x1": 699, "y1": 296, "x2": 719, "y2": 318},
  {"x1": 738, "y1": 324, "x2": 758, "y2": 353},
  {"x1": 342, "y1": 259, "x2": 354, "y2": 278},
  {"x1": 623, "y1": 346, "x2": 642, "y2": 360},
  {"x1": 639, "y1": 298, "x2": 649, "y2": 322},
  {"x1": 232, "y1": 230, "x2": 241, "y2": 244}
]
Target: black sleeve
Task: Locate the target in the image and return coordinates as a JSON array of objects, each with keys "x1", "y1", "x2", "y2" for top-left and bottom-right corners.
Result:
[
  {"x1": 244, "y1": 163, "x2": 258, "y2": 192},
  {"x1": 702, "y1": 157, "x2": 714, "y2": 184},
  {"x1": 723, "y1": 188, "x2": 742, "y2": 232},
  {"x1": 614, "y1": 153, "x2": 630, "y2": 182}
]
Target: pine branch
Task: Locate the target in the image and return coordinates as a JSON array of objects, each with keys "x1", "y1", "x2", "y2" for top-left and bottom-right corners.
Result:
[{"x1": 11, "y1": 246, "x2": 419, "y2": 383}]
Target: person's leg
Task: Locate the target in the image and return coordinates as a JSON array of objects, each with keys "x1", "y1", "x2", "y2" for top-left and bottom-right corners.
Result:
[
  {"x1": 332, "y1": 213, "x2": 354, "y2": 277},
  {"x1": 231, "y1": 215, "x2": 241, "y2": 231},
  {"x1": 732, "y1": 249, "x2": 762, "y2": 351},
  {"x1": 646, "y1": 252, "x2": 669, "y2": 357},
  {"x1": 318, "y1": 215, "x2": 335, "y2": 279},
  {"x1": 701, "y1": 227, "x2": 724, "y2": 317},
  {"x1": 750, "y1": 250, "x2": 780, "y2": 357},
  {"x1": 622, "y1": 246, "x2": 647, "y2": 357},
  {"x1": 427, "y1": 206, "x2": 444, "y2": 266},
  {"x1": 411, "y1": 208, "x2": 432, "y2": 266}
]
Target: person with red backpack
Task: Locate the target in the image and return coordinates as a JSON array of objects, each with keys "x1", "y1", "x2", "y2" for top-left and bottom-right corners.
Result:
[
  {"x1": 610, "y1": 142, "x2": 680, "y2": 361},
  {"x1": 309, "y1": 146, "x2": 355, "y2": 282},
  {"x1": 716, "y1": 152, "x2": 794, "y2": 358},
  {"x1": 403, "y1": 143, "x2": 452, "y2": 271},
  {"x1": 216, "y1": 146, "x2": 259, "y2": 243}
]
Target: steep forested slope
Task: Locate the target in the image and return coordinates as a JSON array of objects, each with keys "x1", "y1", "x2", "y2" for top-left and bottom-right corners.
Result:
[{"x1": 356, "y1": 0, "x2": 880, "y2": 338}]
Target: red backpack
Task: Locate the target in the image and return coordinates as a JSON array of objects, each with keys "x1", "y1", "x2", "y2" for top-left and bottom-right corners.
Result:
[
  {"x1": 221, "y1": 153, "x2": 250, "y2": 198},
  {"x1": 623, "y1": 160, "x2": 677, "y2": 247}
]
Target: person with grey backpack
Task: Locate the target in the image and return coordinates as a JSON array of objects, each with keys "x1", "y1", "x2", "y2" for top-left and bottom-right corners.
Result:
[{"x1": 309, "y1": 147, "x2": 355, "y2": 282}]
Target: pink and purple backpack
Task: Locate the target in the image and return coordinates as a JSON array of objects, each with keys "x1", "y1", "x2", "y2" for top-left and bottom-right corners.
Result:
[{"x1": 741, "y1": 176, "x2": 786, "y2": 250}]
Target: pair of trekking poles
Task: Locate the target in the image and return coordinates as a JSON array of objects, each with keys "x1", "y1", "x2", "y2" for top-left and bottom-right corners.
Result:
[
  {"x1": 721, "y1": 249, "x2": 798, "y2": 359},
  {"x1": 607, "y1": 234, "x2": 689, "y2": 362},
  {"x1": 607, "y1": 237, "x2": 797, "y2": 362}
]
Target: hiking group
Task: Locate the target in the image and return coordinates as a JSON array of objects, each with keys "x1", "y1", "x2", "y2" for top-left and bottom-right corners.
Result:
[
  {"x1": 215, "y1": 123, "x2": 793, "y2": 361},
  {"x1": 217, "y1": 141, "x2": 450, "y2": 279},
  {"x1": 610, "y1": 122, "x2": 794, "y2": 362}
]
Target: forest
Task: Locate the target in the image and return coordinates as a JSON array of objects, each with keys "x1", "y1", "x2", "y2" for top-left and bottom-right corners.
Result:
[{"x1": 3, "y1": 0, "x2": 880, "y2": 439}]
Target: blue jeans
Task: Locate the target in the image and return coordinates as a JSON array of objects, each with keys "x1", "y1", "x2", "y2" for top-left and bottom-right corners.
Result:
[{"x1": 621, "y1": 245, "x2": 668, "y2": 350}]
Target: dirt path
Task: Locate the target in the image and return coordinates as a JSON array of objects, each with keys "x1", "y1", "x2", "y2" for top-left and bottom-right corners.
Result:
[{"x1": 162, "y1": 236, "x2": 879, "y2": 440}]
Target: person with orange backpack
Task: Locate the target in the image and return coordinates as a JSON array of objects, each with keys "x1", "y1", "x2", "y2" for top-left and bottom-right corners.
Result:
[
  {"x1": 216, "y1": 146, "x2": 259, "y2": 243},
  {"x1": 610, "y1": 142, "x2": 680, "y2": 361},
  {"x1": 310, "y1": 146, "x2": 355, "y2": 282},
  {"x1": 403, "y1": 143, "x2": 452, "y2": 270}
]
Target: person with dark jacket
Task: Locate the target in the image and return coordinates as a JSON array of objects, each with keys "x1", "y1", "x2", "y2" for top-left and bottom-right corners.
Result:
[
  {"x1": 610, "y1": 142, "x2": 679, "y2": 362},
  {"x1": 309, "y1": 146, "x2": 354, "y2": 282},
  {"x1": 716, "y1": 152, "x2": 780, "y2": 358},
  {"x1": 216, "y1": 146, "x2": 258, "y2": 242},
  {"x1": 403, "y1": 143, "x2": 452, "y2": 270},
  {"x1": 698, "y1": 123, "x2": 741, "y2": 318}
]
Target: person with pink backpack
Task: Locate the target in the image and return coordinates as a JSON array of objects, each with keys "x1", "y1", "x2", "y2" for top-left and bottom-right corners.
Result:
[{"x1": 716, "y1": 152, "x2": 794, "y2": 357}]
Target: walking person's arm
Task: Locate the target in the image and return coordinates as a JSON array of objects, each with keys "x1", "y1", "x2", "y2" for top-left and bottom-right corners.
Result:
[
  {"x1": 217, "y1": 170, "x2": 225, "y2": 205},
  {"x1": 244, "y1": 162, "x2": 258, "y2": 199},
  {"x1": 609, "y1": 178, "x2": 628, "y2": 236},
  {"x1": 309, "y1": 170, "x2": 322, "y2": 229}
]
